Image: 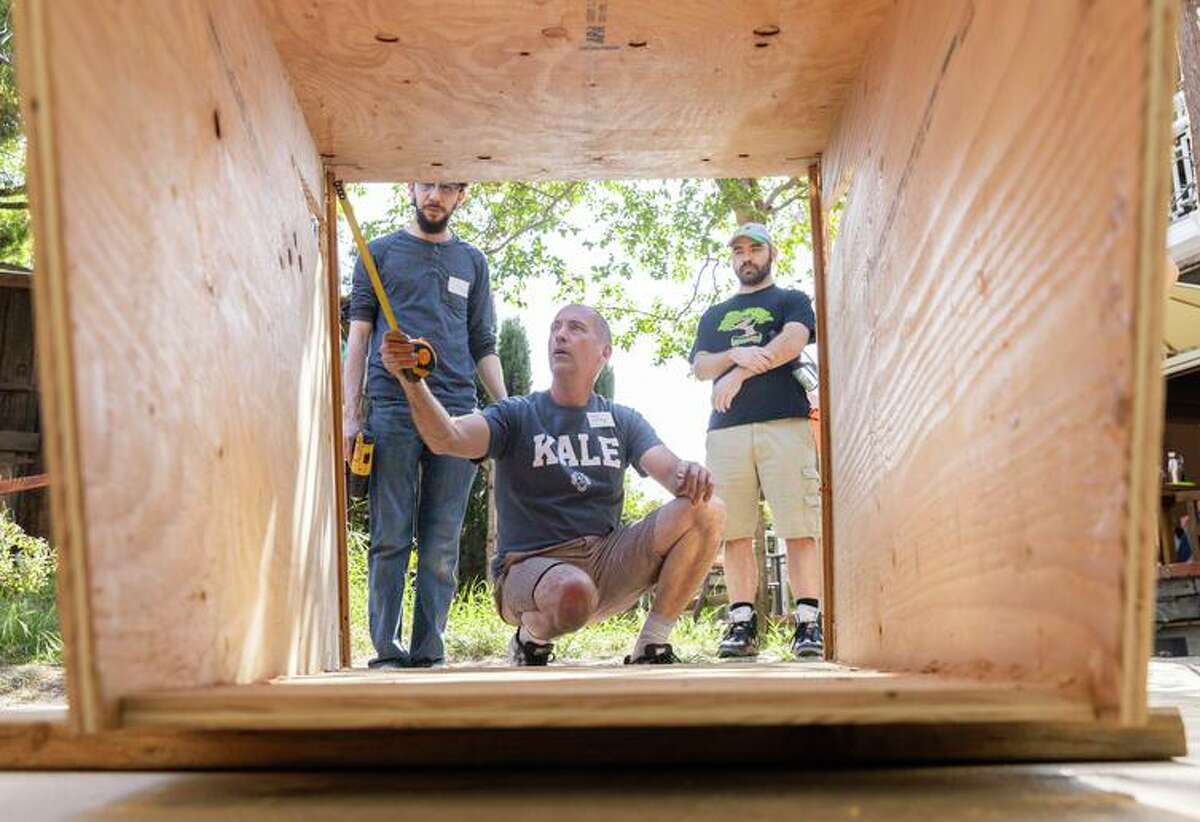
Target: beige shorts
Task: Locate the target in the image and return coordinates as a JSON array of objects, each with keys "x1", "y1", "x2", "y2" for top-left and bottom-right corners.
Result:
[
  {"x1": 705, "y1": 417, "x2": 821, "y2": 541},
  {"x1": 491, "y1": 510, "x2": 663, "y2": 626}
]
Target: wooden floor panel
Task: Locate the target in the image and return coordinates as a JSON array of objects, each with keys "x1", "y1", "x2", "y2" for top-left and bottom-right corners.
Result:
[{"x1": 120, "y1": 663, "x2": 1095, "y2": 730}]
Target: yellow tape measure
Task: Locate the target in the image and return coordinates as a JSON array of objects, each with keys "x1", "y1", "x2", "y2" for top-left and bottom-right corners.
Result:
[{"x1": 334, "y1": 180, "x2": 437, "y2": 381}]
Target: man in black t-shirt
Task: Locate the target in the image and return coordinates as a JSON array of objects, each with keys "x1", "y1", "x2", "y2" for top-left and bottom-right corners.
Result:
[
  {"x1": 690, "y1": 223, "x2": 823, "y2": 660},
  {"x1": 381, "y1": 304, "x2": 725, "y2": 666}
]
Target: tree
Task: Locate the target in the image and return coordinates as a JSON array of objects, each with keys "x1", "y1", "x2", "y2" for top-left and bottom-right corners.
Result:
[
  {"x1": 0, "y1": 0, "x2": 30, "y2": 267},
  {"x1": 594, "y1": 362, "x2": 614, "y2": 400},
  {"x1": 458, "y1": 316, "x2": 535, "y2": 583}
]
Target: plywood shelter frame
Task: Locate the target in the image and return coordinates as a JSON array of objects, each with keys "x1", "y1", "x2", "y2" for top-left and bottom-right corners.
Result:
[{"x1": 3, "y1": 0, "x2": 1189, "y2": 767}]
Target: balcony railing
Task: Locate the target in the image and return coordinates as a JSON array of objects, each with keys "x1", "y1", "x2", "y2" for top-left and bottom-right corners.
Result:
[{"x1": 1172, "y1": 92, "x2": 1199, "y2": 222}]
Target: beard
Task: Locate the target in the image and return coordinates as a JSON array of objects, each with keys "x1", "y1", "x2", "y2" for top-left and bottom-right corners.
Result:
[
  {"x1": 736, "y1": 257, "x2": 772, "y2": 287},
  {"x1": 411, "y1": 195, "x2": 454, "y2": 234}
]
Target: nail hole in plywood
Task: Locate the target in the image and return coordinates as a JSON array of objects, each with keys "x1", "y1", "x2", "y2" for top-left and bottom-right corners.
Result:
[
  {"x1": 753, "y1": 25, "x2": 781, "y2": 37},
  {"x1": 319, "y1": 153, "x2": 336, "y2": 159},
  {"x1": 541, "y1": 26, "x2": 567, "y2": 38},
  {"x1": 754, "y1": 42, "x2": 770, "y2": 48},
  {"x1": 212, "y1": 109, "x2": 221, "y2": 139},
  {"x1": 375, "y1": 33, "x2": 399, "y2": 43},
  {"x1": 477, "y1": 155, "x2": 492, "y2": 160},
  {"x1": 628, "y1": 39, "x2": 647, "y2": 48},
  {"x1": 431, "y1": 161, "x2": 443, "y2": 167},
  {"x1": 701, "y1": 158, "x2": 711, "y2": 163},
  {"x1": 738, "y1": 153, "x2": 750, "y2": 159},
  {"x1": 519, "y1": 51, "x2": 532, "y2": 57}
]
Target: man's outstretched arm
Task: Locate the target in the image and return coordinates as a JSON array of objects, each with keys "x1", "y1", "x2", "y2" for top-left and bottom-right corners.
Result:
[
  {"x1": 381, "y1": 330, "x2": 491, "y2": 460},
  {"x1": 639, "y1": 444, "x2": 715, "y2": 505}
]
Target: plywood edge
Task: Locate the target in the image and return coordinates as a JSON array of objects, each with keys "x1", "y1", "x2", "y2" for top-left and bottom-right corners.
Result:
[
  {"x1": 1120, "y1": 0, "x2": 1180, "y2": 725},
  {"x1": 12, "y1": 0, "x2": 104, "y2": 732},
  {"x1": 808, "y1": 161, "x2": 836, "y2": 660},
  {"x1": 0, "y1": 707, "x2": 1183, "y2": 770},
  {"x1": 118, "y1": 673, "x2": 1094, "y2": 731},
  {"x1": 324, "y1": 169, "x2": 351, "y2": 669}
]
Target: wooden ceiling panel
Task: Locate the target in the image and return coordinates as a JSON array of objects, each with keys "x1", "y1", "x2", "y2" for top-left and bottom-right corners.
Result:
[{"x1": 260, "y1": 0, "x2": 892, "y2": 181}]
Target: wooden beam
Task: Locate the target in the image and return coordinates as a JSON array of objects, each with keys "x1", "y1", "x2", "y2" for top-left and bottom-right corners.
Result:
[
  {"x1": 13, "y1": 0, "x2": 104, "y2": 733},
  {"x1": 0, "y1": 473, "x2": 49, "y2": 495},
  {"x1": 118, "y1": 666, "x2": 1095, "y2": 731},
  {"x1": 0, "y1": 271, "x2": 31, "y2": 290},
  {"x1": 808, "y1": 161, "x2": 835, "y2": 660},
  {"x1": 0, "y1": 706, "x2": 1183, "y2": 770},
  {"x1": 1121, "y1": 0, "x2": 1180, "y2": 726},
  {"x1": 325, "y1": 169, "x2": 351, "y2": 670}
]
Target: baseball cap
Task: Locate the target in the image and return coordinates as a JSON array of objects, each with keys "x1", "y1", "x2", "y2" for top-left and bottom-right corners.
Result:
[{"x1": 728, "y1": 222, "x2": 772, "y2": 246}]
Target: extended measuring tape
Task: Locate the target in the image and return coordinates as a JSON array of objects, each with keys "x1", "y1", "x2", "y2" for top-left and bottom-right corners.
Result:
[{"x1": 334, "y1": 180, "x2": 437, "y2": 382}]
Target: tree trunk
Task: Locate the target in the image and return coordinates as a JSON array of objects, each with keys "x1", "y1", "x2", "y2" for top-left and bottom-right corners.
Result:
[
  {"x1": 1182, "y1": 1, "x2": 1200, "y2": 184},
  {"x1": 485, "y1": 460, "x2": 497, "y2": 570},
  {"x1": 753, "y1": 498, "x2": 773, "y2": 618}
]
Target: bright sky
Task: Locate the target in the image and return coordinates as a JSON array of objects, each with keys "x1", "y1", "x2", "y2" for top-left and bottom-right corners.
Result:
[{"x1": 343, "y1": 184, "x2": 813, "y2": 502}]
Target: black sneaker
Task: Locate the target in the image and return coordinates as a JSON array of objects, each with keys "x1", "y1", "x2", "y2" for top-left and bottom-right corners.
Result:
[
  {"x1": 717, "y1": 614, "x2": 760, "y2": 658},
  {"x1": 792, "y1": 617, "x2": 824, "y2": 659},
  {"x1": 624, "y1": 643, "x2": 680, "y2": 664},
  {"x1": 509, "y1": 630, "x2": 554, "y2": 667}
]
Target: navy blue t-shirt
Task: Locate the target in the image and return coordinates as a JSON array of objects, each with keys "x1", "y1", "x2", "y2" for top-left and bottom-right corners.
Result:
[
  {"x1": 480, "y1": 391, "x2": 662, "y2": 572},
  {"x1": 349, "y1": 230, "x2": 496, "y2": 415},
  {"x1": 689, "y1": 285, "x2": 816, "y2": 431}
]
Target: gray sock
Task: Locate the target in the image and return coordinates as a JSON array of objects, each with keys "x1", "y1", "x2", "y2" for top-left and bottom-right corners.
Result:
[{"x1": 632, "y1": 612, "x2": 677, "y2": 657}]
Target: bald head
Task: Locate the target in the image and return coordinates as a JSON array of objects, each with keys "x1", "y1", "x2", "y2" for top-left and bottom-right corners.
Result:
[{"x1": 558, "y1": 303, "x2": 611, "y2": 345}]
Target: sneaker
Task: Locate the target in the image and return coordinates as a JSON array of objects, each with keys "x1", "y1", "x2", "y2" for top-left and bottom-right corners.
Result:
[
  {"x1": 509, "y1": 629, "x2": 554, "y2": 667},
  {"x1": 624, "y1": 643, "x2": 680, "y2": 664},
  {"x1": 717, "y1": 613, "x2": 760, "y2": 658},
  {"x1": 792, "y1": 617, "x2": 824, "y2": 659}
]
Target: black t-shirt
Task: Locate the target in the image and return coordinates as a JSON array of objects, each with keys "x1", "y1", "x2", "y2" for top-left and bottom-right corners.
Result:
[
  {"x1": 689, "y1": 285, "x2": 816, "y2": 431},
  {"x1": 480, "y1": 391, "x2": 662, "y2": 572}
]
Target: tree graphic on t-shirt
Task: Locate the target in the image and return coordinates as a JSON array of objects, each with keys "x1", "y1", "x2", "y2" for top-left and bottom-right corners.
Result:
[{"x1": 718, "y1": 307, "x2": 774, "y2": 345}]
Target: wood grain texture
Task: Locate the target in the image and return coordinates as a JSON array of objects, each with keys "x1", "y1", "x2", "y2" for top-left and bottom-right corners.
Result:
[
  {"x1": 258, "y1": 0, "x2": 892, "y2": 182},
  {"x1": 819, "y1": 0, "x2": 1168, "y2": 718},
  {"x1": 17, "y1": 0, "x2": 340, "y2": 718},
  {"x1": 119, "y1": 665, "x2": 1094, "y2": 730},
  {"x1": 0, "y1": 706, "x2": 1184, "y2": 770}
]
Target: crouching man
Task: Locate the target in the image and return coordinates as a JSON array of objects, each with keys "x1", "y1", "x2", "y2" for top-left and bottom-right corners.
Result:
[{"x1": 381, "y1": 304, "x2": 725, "y2": 665}]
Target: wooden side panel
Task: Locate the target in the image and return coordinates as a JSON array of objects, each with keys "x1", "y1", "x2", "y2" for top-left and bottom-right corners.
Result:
[
  {"x1": 16, "y1": 0, "x2": 339, "y2": 721},
  {"x1": 820, "y1": 0, "x2": 1172, "y2": 719}
]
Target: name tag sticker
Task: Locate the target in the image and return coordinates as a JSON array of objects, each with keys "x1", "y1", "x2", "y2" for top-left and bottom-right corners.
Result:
[
  {"x1": 587, "y1": 411, "x2": 615, "y2": 428},
  {"x1": 448, "y1": 276, "x2": 470, "y2": 299}
]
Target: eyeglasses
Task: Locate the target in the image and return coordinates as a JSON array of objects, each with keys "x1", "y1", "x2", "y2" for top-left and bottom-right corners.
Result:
[{"x1": 414, "y1": 182, "x2": 464, "y2": 195}]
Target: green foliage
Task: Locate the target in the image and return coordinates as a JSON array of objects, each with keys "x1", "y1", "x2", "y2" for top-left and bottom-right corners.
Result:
[
  {"x1": 0, "y1": 0, "x2": 29, "y2": 268},
  {"x1": 620, "y1": 475, "x2": 660, "y2": 526},
  {"x1": 594, "y1": 362, "x2": 614, "y2": 399},
  {"x1": 0, "y1": 511, "x2": 61, "y2": 665},
  {"x1": 363, "y1": 176, "x2": 813, "y2": 364},
  {"x1": 498, "y1": 317, "x2": 532, "y2": 396}
]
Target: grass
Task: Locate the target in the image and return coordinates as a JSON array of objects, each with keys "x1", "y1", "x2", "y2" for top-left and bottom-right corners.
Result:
[
  {"x1": 0, "y1": 512, "x2": 62, "y2": 666},
  {"x1": 348, "y1": 529, "x2": 797, "y2": 666}
]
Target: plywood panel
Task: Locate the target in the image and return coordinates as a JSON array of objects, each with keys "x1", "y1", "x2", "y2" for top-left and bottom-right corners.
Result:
[
  {"x1": 819, "y1": 0, "x2": 1173, "y2": 720},
  {"x1": 120, "y1": 665, "x2": 1094, "y2": 730},
  {"x1": 259, "y1": 0, "x2": 893, "y2": 182},
  {"x1": 15, "y1": 0, "x2": 340, "y2": 723}
]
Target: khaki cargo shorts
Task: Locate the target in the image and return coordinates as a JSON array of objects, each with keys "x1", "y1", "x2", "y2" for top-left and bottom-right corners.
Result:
[
  {"x1": 705, "y1": 416, "x2": 821, "y2": 541},
  {"x1": 490, "y1": 510, "x2": 663, "y2": 626}
]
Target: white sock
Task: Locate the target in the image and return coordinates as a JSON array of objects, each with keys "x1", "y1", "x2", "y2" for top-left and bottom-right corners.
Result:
[
  {"x1": 519, "y1": 625, "x2": 550, "y2": 645},
  {"x1": 632, "y1": 612, "x2": 677, "y2": 657},
  {"x1": 794, "y1": 602, "x2": 820, "y2": 623},
  {"x1": 729, "y1": 604, "x2": 755, "y2": 623}
]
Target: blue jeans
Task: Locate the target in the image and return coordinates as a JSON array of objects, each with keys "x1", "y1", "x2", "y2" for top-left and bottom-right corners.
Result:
[{"x1": 366, "y1": 399, "x2": 477, "y2": 666}]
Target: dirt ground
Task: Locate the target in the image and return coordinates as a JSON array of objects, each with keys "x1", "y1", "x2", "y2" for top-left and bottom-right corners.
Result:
[{"x1": 0, "y1": 664, "x2": 65, "y2": 708}]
